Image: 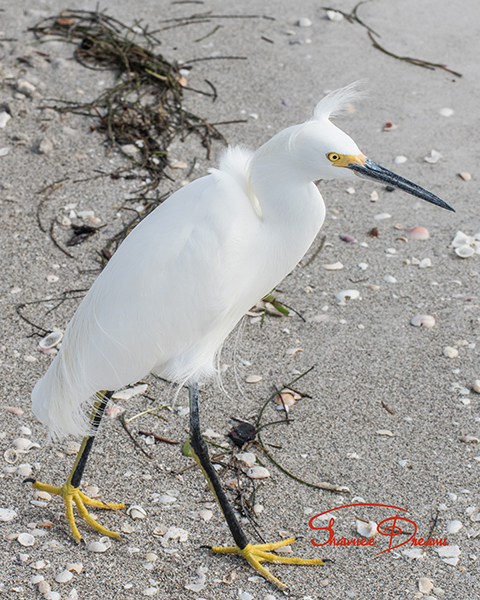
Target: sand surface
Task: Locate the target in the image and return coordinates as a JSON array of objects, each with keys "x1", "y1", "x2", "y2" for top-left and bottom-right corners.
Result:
[{"x1": 1, "y1": 1, "x2": 479, "y2": 599}]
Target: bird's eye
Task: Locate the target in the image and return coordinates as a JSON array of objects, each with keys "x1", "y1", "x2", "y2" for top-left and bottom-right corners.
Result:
[{"x1": 327, "y1": 153, "x2": 340, "y2": 162}]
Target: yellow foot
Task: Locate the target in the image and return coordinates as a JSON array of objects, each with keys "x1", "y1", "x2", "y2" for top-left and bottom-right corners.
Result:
[
  {"x1": 25, "y1": 478, "x2": 125, "y2": 543},
  {"x1": 211, "y1": 538, "x2": 324, "y2": 589}
]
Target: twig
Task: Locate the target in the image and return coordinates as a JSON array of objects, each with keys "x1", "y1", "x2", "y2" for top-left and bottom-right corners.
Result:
[
  {"x1": 138, "y1": 430, "x2": 179, "y2": 444},
  {"x1": 194, "y1": 24, "x2": 221, "y2": 42},
  {"x1": 302, "y1": 235, "x2": 326, "y2": 267},
  {"x1": 49, "y1": 221, "x2": 75, "y2": 259},
  {"x1": 119, "y1": 413, "x2": 153, "y2": 458},
  {"x1": 381, "y1": 400, "x2": 395, "y2": 415}
]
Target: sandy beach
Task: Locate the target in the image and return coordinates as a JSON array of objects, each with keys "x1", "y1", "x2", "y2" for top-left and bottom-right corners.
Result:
[{"x1": 1, "y1": 1, "x2": 479, "y2": 598}]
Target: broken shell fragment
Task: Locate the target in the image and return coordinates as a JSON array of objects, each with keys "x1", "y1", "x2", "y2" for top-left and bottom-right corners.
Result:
[
  {"x1": 444, "y1": 346, "x2": 459, "y2": 358},
  {"x1": 236, "y1": 452, "x2": 257, "y2": 467},
  {"x1": 18, "y1": 532, "x2": 35, "y2": 546},
  {"x1": 473, "y1": 380, "x2": 480, "y2": 394},
  {"x1": 12, "y1": 438, "x2": 32, "y2": 451},
  {"x1": 127, "y1": 504, "x2": 147, "y2": 519},
  {"x1": 446, "y1": 520, "x2": 463, "y2": 534},
  {"x1": 322, "y1": 261, "x2": 344, "y2": 270},
  {"x1": 458, "y1": 172, "x2": 472, "y2": 181},
  {"x1": 418, "y1": 577, "x2": 434, "y2": 594},
  {"x1": 55, "y1": 570, "x2": 74, "y2": 583},
  {"x1": 439, "y1": 108, "x2": 454, "y2": 117},
  {"x1": 424, "y1": 149, "x2": 442, "y2": 164},
  {"x1": 356, "y1": 519, "x2": 377, "y2": 537},
  {"x1": 407, "y1": 227, "x2": 430, "y2": 240},
  {"x1": 87, "y1": 541, "x2": 108, "y2": 553},
  {"x1": 410, "y1": 315, "x2": 435, "y2": 328},
  {"x1": 39, "y1": 331, "x2": 63, "y2": 349},
  {"x1": 0, "y1": 508, "x2": 17, "y2": 522}
]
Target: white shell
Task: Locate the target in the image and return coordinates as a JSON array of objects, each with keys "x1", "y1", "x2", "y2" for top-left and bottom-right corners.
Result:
[
  {"x1": 374, "y1": 212, "x2": 392, "y2": 220},
  {"x1": 38, "y1": 581, "x2": 51, "y2": 594},
  {"x1": 12, "y1": 438, "x2": 31, "y2": 451},
  {"x1": 55, "y1": 570, "x2": 73, "y2": 583},
  {"x1": 444, "y1": 346, "x2": 459, "y2": 358},
  {"x1": 4, "y1": 449, "x2": 18, "y2": 464},
  {"x1": 418, "y1": 258, "x2": 432, "y2": 269},
  {"x1": 39, "y1": 331, "x2": 63, "y2": 349},
  {"x1": 156, "y1": 494, "x2": 176, "y2": 504},
  {"x1": 45, "y1": 591, "x2": 61, "y2": 600},
  {"x1": 451, "y1": 231, "x2": 472, "y2": 247},
  {"x1": 322, "y1": 261, "x2": 344, "y2": 270},
  {"x1": 473, "y1": 380, "x2": 480, "y2": 393},
  {"x1": 236, "y1": 452, "x2": 257, "y2": 467},
  {"x1": 335, "y1": 289, "x2": 360, "y2": 302},
  {"x1": 87, "y1": 541, "x2": 108, "y2": 553},
  {"x1": 112, "y1": 384, "x2": 148, "y2": 400},
  {"x1": 410, "y1": 314, "x2": 435, "y2": 328},
  {"x1": 127, "y1": 504, "x2": 147, "y2": 519},
  {"x1": 437, "y1": 544, "x2": 461, "y2": 558},
  {"x1": 356, "y1": 519, "x2": 377, "y2": 537},
  {"x1": 245, "y1": 374, "x2": 262, "y2": 383},
  {"x1": 18, "y1": 532, "x2": 35, "y2": 546},
  {"x1": 393, "y1": 155, "x2": 407, "y2": 164},
  {"x1": 0, "y1": 508, "x2": 17, "y2": 522},
  {"x1": 16, "y1": 464, "x2": 33, "y2": 477},
  {"x1": 455, "y1": 245, "x2": 475, "y2": 258},
  {"x1": 439, "y1": 107, "x2": 454, "y2": 117},
  {"x1": 446, "y1": 520, "x2": 463, "y2": 533},
  {"x1": 383, "y1": 275, "x2": 397, "y2": 283},
  {"x1": 424, "y1": 149, "x2": 442, "y2": 164},
  {"x1": 418, "y1": 577, "x2": 434, "y2": 594},
  {"x1": 246, "y1": 466, "x2": 270, "y2": 479},
  {"x1": 297, "y1": 17, "x2": 312, "y2": 27}
]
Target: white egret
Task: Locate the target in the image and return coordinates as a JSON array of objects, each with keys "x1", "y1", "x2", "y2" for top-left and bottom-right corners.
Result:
[{"x1": 27, "y1": 83, "x2": 453, "y2": 589}]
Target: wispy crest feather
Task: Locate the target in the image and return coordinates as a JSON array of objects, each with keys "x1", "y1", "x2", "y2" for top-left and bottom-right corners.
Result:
[{"x1": 313, "y1": 81, "x2": 365, "y2": 121}]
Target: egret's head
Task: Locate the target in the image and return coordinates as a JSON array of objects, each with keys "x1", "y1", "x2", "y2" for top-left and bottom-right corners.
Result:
[{"x1": 297, "y1": 83, "x2": 454, "y2": 211}]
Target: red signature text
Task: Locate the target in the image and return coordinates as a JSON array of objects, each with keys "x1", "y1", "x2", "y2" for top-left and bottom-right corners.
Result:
[{"x1": 309, "y1": 504, "x2": 448, "y2": 555}]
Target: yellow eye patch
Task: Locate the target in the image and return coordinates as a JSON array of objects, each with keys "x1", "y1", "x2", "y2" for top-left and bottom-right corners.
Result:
[{"x1": 326, "y1": 152, "x2": 366, "y2": 167}]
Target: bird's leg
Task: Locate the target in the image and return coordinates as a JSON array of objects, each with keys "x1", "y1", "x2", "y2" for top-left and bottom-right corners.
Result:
[
  {"x1": 25, "y1": 391, "x2": 125, "y2": 543},
  {"x1": 187, "y1": 383, "x2": 323, "y2": 590}
]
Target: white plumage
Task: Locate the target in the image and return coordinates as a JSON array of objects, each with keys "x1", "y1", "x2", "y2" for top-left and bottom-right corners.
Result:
[{"x1": 32, "y1": 83, "x2": 449, "y2": 439}]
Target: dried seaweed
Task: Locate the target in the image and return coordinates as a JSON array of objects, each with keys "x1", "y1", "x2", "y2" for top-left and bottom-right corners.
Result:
[
  {"x1": 322, "y1": 2, "x2": 462, "y2": 77},
  {"x1": 30, "y1": 9, "x2": 229, "y2": 255}
]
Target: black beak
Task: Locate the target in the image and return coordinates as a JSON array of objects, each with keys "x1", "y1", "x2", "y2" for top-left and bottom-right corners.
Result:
[{"x1": 349, "y1": 158, "x2": 455, "y2": 212}]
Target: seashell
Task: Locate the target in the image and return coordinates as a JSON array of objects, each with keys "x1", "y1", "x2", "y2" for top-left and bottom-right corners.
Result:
[
  {"x1": 12, "y1": 438, "x2": 31, "y2": 451},
  {"x1": 143, "y1": 587, "x2": 159, "y2": 596},
  {"x1": 443, "y1": 346, "x2": 458, "y2": 358},
  {"x1": 38, "y1": 581, "x2": 51, "y2": 594},
  {"x1": 297, "y1": 17, "x2": 312, "y2": 27},
  {"x1": 407, "y1": 226, "x2": 429, "y2": 240},
  {"x1": 19, "y1": 426, "x2": 32, "y2": 436},
  {"x1": 161, "y1": 526, "x2": 189, "y2": 546},
  {"x1": 424, "y1": 149, "x2": 442, "y2": 164},
  {"x1": 393, "y1": 155, "x2": 407, "y2": 164},
  {"x1": 45, "y1": 591, "x2": 62, "y2": 600},
  {"x1": 374, "y1": 212, "x2": 391, "y2": 220},
  {"x1": 246, "y1": 466, "x2": 270, "y2": 479},
  {"x1": 356, "y1": 519, "x2": 377, "y2": 537},
  {"x1": 0, "y1": 508, "x2": 17, "y2": 522},
  {"x1": 87, "y1": 541, "x2": 108, "y2": 553},
  {"x1": 383, "y1": 275, "x2": 397, "y2": 283},
  {"x1": 458, "y1": 172, "x2": 471, "y2": 181},
  {"x1": 47, "y1": 275, "x2": 59, "y2": 283},
  {"x1": 370, "y1": 191, "x2": 379, "y2": 201},
  {"x1": 264, "y1": 302, "x2": 284, "y2": 317},
  {"x1": 460, "y1": 435, "x2": 480, "y2": 443},
  {"x1": 357, "y1": 262, "x2": 368, "y2": 270},
  {"x1": 127, "y1": 504, "x2": 146, "y2": 519},
  {"x1": 385, "y1": 248, "x2": 396, "y2": 254},
  {"x1": 245, "y1": 374, "x2": 262, "y2": 383},
  {"x1": 236, "y1": 452, "x2": 257, "y2": 467},
  {"x1": 31, "y1": 575, "x2": 44, "y2": 584},
  {"x1": 31, "y1": 559, "x2": 49, "y2": 569},
  {"x1": 285, "y1": 347, "x2": 303, "y2": 357},
  {"x1": 6, "y1": 406, "x2": 23, "y2": 415},
  {"x1": 55, "y1": 570, "x2": 73, "y2": 583},
  {"x1": 439, "y1": 108, "x2": 454, "y2": 117},
  {"x1": 253, "y1": 504, "x2": 264, "y2": 516},
  {"x1": 473, "y1": 380, "x2": 480, "y2": 393},
  {"x1": 18, "y1": 532, "x2": 35, "y2": 546},
  {"x1": 410, "y1": 315, "x2": 435, "y2": 328},
  {"x1": 16, "y1": 464, "x2": 33, "y2": 477},
  {"x1": 39, "y1": 331, "x2": 63, "y2": 349},
  {"x1": 66, "y1": 442, "x2": 81, "y2": 455},
  {"x1": 275, "y1": 392, "x2": 296, "y2": 407},
  {"x1": 326, "y1": 10, "x2": 343, "y2": 21},
  {"x1": 437, "y1": 544, "x2": 461, "y2": 558},
  {"x1": 455, "y1": 245, "x2": 475, "y2": 258},
  {"x1": 0, "y1": 111, "x2": 11, "y2": 128},
  {"x1": 112, "y1": 383, "x2": 148, "y2": 400},
  {"x1": 66, "y1": 563, "x2": 83, "y2": 574},
  {"x1": 4, "y1": 449, "x2": 18, "y2": 464},
  {"x1": 105, "y1": 403, "x2": 125, "y2": 419},
  {"x1": 156, "y1": 494, "x2": 176, "y2": 504},
  {"x1": 198, "y1": 509, "x2": 213, "y2": 521},
  {"x1": 446, "y1": 520, "x2": 463, "y2": 533},
  {"x1": 377, "y1": 430, "x2": 394, "y2": 437},
  {"x1": 451, "y1": 230, "x2": 473, "y2": 247},
  {"x1": 335, "y1": 289, "x2": 360, "y2": 302},
  {"x1": 322, "y1": 261, "x2": 344, "y2": 270},
  {"x1": 418, "y1": 577, "x2": 434, "y2": 594},
  {"x1": 340, "y1": 233, "x2": 357, "y2": 244},
  {"x1": 418, "y1": 258, "x2": 432, "y2": 269}
]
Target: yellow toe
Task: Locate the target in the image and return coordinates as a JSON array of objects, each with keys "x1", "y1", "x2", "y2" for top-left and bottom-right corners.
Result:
[{"x1": 212, "y1": 539, "x2": 323, "y2": 589}]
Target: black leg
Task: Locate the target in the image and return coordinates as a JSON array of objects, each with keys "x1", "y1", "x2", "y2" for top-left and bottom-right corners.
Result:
[{"x1": 188, "y1": 382, "x2": 249, "y2": 550}]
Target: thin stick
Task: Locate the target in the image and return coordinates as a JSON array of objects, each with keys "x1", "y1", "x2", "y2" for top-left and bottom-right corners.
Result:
[{"x1": 302, "y1": 235, "x2": 326, "y2": 267}]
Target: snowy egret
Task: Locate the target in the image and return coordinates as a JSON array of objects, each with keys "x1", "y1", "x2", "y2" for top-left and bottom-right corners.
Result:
[{"x1": 27, "y1": 84, "x2": 453, "y2": 589}]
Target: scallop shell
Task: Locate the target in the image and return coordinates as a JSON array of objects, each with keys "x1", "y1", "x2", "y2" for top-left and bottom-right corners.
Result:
[
  {"x1": 455, "y1": 245, "x2": 475, "y2": 258},
  {"x1": 410, "y1": 315, "x2": 435, "y2": 328},
  {"x1": 39, "y1": 331, "x2": 63, "y2": 349}
]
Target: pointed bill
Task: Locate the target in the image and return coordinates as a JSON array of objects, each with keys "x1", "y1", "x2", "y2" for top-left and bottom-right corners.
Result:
[{"x1": 349, "y1": 157, "x2": 455, "y2": 212}]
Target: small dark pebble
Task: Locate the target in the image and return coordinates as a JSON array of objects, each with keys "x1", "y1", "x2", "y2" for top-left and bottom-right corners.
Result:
[
  {"x1": 385, "y1": 185, "x2": 395, "y2": 192},
  {"x1": 228, "y1": 422, "x2": 257, "y2": 447}
]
